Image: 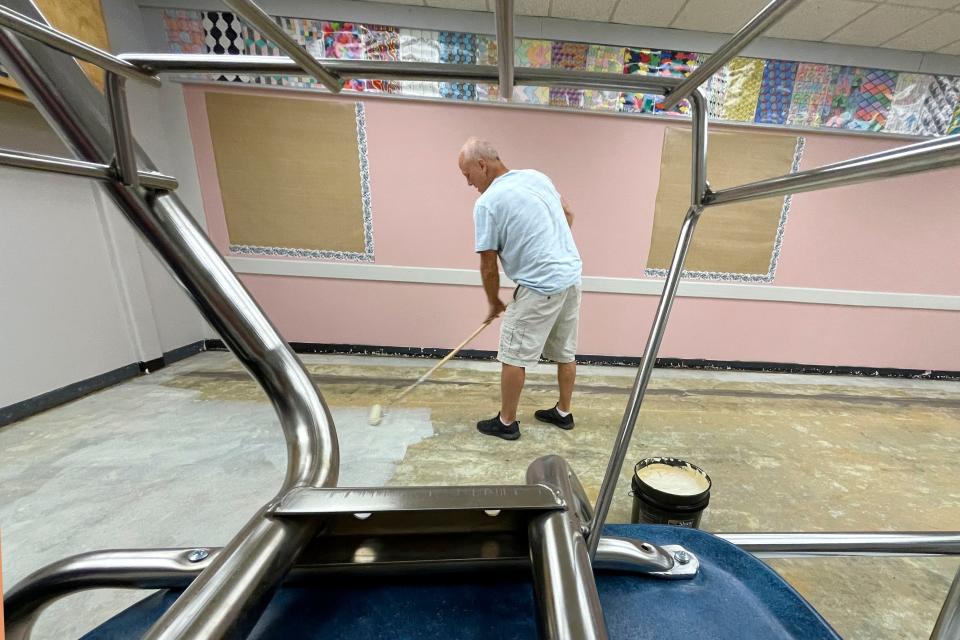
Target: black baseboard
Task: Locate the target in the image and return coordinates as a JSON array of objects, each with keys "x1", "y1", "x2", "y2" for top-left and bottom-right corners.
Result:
[
  {"x1": 649, "y1": 358, "x2": 960, "y2": 381},
  {"x1": 8, "y1": 338, "x2": 953, "y2": 428},
  {"x1": 0, "y1": 363, "x2": 141, "y2": 427},
  {"x1": 139, "y1": 356, "x2": 165, "y2": 374},
  {"x1": 164, "y1": 340, "x2": 206, "y2": 365},
  {"x1": 1, "y1": 340, "x2": 209, "y2": 428},
  {"x1": 202, "y1": 339, "x2": 960, "y2": 381}
]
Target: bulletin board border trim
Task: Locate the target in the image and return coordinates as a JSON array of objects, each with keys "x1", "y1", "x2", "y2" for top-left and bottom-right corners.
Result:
[
  {"x1": 644, "y1": 135, "x2": 806, "y2": 283},
  {"x1": 227, "y1": 102, "x2": 375, "y2": 262}
]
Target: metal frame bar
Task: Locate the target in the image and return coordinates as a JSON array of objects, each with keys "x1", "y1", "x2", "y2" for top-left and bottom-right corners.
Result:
[
  {"x1": 4, "y1": 531, "x2": 697, "y2": 640},
  {"x1": 0, "y1": 4, "x2": 159, "y2": 86},
  {"x1": 105, "y1": 73, "x2": 138, "y2": 187},
  {"x1": 120, "y1": 54, "x2": 684, "y2": 94},
  {"x1": 0, "y1": 2, "x2": 339, "y2": 638},
  {"x1": 586, "y1": 89, "x2": 708, "y2": 558},
  {"x1": 220, "y1": 0, "x2": 342, "y2": 93},
  {"x1": 0, "y1": 147, "x2": 176, "y2": 189},
  {"x1": 716, "y1": 532, "x2": 960, "y2": 557},
  {"x1": 931, "y1": 563, "x2": 960, "y2": 640},
  {"x1": 5, "y1": 0, "x2": 960, "y2": 637},
  {"x1": 660, "y1": 0, "x2": 802, "y2": 112},
  {"x1": 526, "y1": 456, "x2": 608, "y2": 639},
  {"x1": 704, "y1": 133, "x2": 960, "y2": 206},
  {"x1": 494, "y1": 0, "x2": 514, "y2": 100},
  {"x1": 7, "y1": 531, "x2": 957, "y2": 639}
]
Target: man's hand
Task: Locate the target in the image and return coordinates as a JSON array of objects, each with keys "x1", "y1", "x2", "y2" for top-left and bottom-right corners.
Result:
[{"x1": 486, "y1": 298, "x2": 507, "y2": 323}]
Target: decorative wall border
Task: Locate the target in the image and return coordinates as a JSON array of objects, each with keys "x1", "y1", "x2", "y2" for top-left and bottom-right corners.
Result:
[
  {"x1": 228, "y1": 101, "x2": 375, "y2": 262},
  {"x1": 158, "y1": 4, "x2": 960, "y2": 140},
  {"x1": 644, "y1": 135, "x2": 805, "y2": 283}
]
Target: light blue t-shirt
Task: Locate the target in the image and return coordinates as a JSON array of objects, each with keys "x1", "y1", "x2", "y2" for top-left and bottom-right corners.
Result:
[{"x1": 473, "y1": 169, "x2": 582, "y2": 295}]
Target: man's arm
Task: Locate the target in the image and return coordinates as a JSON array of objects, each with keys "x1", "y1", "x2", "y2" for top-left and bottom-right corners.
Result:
[
  {"x1": 561, "y1": 196, "x2": 574, "y2": 228},
  {"x1": 479, "y1": 250, "x2": 506, "y2": 322}
]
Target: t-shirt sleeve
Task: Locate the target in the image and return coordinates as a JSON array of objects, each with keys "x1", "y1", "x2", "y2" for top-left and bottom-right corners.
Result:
[{"x1": 474, "y1": 202, "x2": 499, "y2": 252}]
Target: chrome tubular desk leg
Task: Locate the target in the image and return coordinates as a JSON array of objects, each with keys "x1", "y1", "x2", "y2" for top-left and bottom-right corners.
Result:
[
  {"x1": 494, "y1": 0, "x2": 514, "y2": 100},
  {"x1": 527, "y1": 456, "x2": 608, "y2": 640},
  {"x1": 0, "y1": 3, "x2": 338, "y2": 638},
  {"x1": 931, "y1": 563, "x2": 960, "y2": 640},
  {"x1": 105, "y1": 72, "x2": 138, "y2": 187},
  {"x1": 587, "y1": 91, "x2": 708, "y2": 555}
]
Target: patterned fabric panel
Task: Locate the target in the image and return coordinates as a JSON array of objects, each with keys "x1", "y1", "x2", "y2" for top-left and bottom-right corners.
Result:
[
  {"x1": 161, "y1": 10, "x2": 959, "y2": 138},
  {"x1": 320, "y1": 22, "x2": 364, "y2": 91},
  {"x1": 619, "y1": 48, "x2": 667, "y2": 114},
  {"x1": 786, "y1": 62, "x2": 832, "y2": 127},
  {"x1": 583, "y1": 44, "x2": 625, "y2": 111},
  {"x1": 702, "y1": 59, "x2": 730, "y2": 120},
  {"x1": 549, "y1": 41, "x2": 587, "y2": 108},
  {"x1": 242, "y1": 22, "x2": 283, "y2": 86},
  {"x1": 721, "y1": 57, "x2": 764, "y2": 122},
  {"x1": 885, "y1": 73, "x2": 931, "y2": 135},
  {"x1": 918, "y1": 76, "x2": 960, "y2": 136},
  {"x1": 819, "y1": 67, "x2": 895, "y2": 132},
  {"x1": 362, "y1": 24, "x2": 399, "y2": 61},
  {"x1": 620, "y1": 48, "x2": 698, "y2": 115},
  {"x1": 475, "y1": 34, "x2": 499, "y2": 101},
  {"x1": 278, "y1": 17, "x2": 324, "y2": 88},
  {"x1": 754, "y1": 60, "x2": 798, "y2": 125},
  {"x1": 201, "y1": 11, "x2": 247, "y2": 83},
  {"x1": 438, "y1": 31, "x2": 476, "y2": 101},
  {"x1": 321, "y1": 21, "x2": 362, "y2": 59},
  {"x1": 515, "y1": 38, "x2": 551, "y2": 68},
  {"x1": 359, "y1": 24, "x2": 400, "y2": 93},
  {"x1": 656, "y1": 51, "x2": 698, "y2": 115},
  {"x1": 552, "y1": 41, "x2": 588, "y2": 67},
  {"x1": 513, "y1": 39, "x2": 551, "y2": 104},
  {"x1": 854, "y1": 69, "x2": 897, "y2": 130},
  {"x1": 163, "y1": 9, "x2": 204, "y2": 54},
  {"x1": 948, "y1": 104, "x2": 960, "y2": 136},
  {"x1": 398, "y1": 28, "x2": 440, "y2": 97}
]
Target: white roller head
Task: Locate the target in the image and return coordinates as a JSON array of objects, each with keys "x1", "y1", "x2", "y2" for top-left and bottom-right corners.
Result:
[{"x1": 368, "y1": 404, "x2": 383, "y2": 426}]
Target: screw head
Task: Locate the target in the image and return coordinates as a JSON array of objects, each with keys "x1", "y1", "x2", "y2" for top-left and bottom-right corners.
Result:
[
  {"x1": 674, "y1": 550, "x2": 690, "y2": 565},
  {"x1": 187, "y1": 549, "x2": 209, "y2": 563}
]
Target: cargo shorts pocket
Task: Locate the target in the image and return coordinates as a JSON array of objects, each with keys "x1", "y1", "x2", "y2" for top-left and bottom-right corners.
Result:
[{"x1": 501, "y1": 320, "x2": 526, "y2": 355}]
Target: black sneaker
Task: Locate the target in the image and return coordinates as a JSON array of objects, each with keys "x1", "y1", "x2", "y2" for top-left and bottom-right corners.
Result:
[
  {"x1": 535, "y1": 404, "x2": 574, "y2": 430},
  {"x1": 477, "y1": 413, "x2": 520, "y2": 440}
]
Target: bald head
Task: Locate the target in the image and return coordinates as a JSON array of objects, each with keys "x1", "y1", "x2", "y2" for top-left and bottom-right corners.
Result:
[
  {"x1": 458, "y1": 137, "x2": 508, "y2": 194},
  {"x1": 459, "y1": 137, "x2": 500, "y2": 163}
]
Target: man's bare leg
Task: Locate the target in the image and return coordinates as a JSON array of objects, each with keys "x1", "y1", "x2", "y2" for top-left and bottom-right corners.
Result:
[
  {"x1": 500, "y1": 363, "x2": 526, "y2": 423},
  {"x1": 557, "y1": 361, "x2": 576, "y2": 412}
]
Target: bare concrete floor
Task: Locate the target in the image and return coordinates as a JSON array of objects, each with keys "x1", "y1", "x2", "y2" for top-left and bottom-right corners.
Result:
[{"x1": 2, "y1": 351, "x2": 958, "y2": 638}]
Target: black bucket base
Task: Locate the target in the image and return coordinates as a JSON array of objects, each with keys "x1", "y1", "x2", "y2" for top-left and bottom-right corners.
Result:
[{"x1": 630, "y1": 498, "x2": 704, "y2": 528}]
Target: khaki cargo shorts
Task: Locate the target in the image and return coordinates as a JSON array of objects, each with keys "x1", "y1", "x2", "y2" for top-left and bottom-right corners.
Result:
[{"x1": 498, "y1": 284, "x2": 582, "y2": 368}]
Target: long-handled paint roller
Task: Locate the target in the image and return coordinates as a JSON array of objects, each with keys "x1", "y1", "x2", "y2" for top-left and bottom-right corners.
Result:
[{"x1": 368, "y1": 317, "x2": 495, "y2": 426}]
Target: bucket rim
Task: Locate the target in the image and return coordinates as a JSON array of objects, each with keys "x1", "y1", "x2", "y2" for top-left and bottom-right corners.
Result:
[{"x1": 632, "y1": 457, "x2": 712, "y2": 506}]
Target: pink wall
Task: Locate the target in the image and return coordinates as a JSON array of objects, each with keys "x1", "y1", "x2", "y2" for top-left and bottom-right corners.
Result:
[
  {"x1": 184, "y1": 85, "x2": 960, "y2": 371},
  {"x1": 777, "y1": 138, "x2": 960, "y2": 295}
]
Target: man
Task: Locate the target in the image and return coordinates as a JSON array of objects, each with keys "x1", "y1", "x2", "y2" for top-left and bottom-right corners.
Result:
[{"x1": 457, "y1": 137, "x2": 583, "y2": 441}]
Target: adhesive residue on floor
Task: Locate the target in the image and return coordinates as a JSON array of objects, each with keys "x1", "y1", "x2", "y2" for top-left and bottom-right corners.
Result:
[{"x1": 1, "y1": 351, "x2": 958, "y2": 640}]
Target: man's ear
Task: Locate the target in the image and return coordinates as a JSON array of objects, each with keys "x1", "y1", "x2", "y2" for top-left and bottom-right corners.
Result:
[{"x1": 477, "y1": 158, "x2": 487, "y2": 172}]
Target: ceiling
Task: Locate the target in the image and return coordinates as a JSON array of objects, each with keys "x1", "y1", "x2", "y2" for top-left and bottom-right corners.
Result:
[{"x1": 369, "y1": 0, "x2": 960, "y2": 55}]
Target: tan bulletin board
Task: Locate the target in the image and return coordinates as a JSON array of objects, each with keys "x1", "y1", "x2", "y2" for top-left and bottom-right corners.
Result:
[
  {"x1": 0, "y1": 0, "x2": 111, "y2": 101},
  {"x1": 647, "y1": 127, "x2": 801, "y2": 280},
  {"x1": 204, "y1": 92, "x2": 373, "y2": 260}
]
